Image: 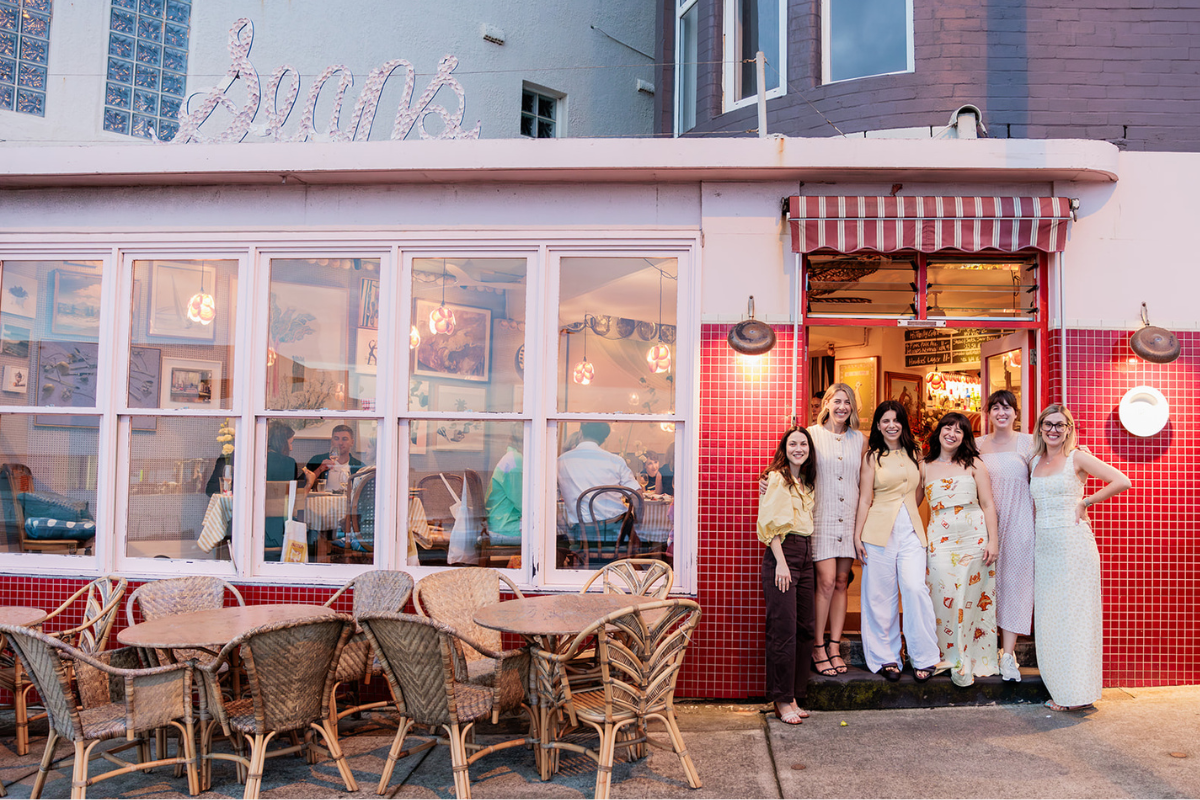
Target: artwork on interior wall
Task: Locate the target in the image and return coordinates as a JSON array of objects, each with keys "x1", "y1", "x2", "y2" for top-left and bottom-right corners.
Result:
[
  {"x1": 884, "y1": 372, "x2": 923, "y2": 428},
  {"x1": 359, "y1": 279, "x2": 379, "y2": 329},
  {"x1": 355, "y1": 328, "x2": 378, "y2": 375},
  {"x1": 33, "y1": 341, "x2": 157, "y2": 430},
  {"x1": 3, "y1": 365, "x2": 29, "y2": 393},
  {"x1": 409, "y1": 419, "x2": 428, "y2": 456},
  {"x1": 0, "y1": 271, "x2": 38, "y2": 318},
  {"x1": 1, "y1": 323, "x2": 30, "y2": 358},
  {"x1": 413, "y1": 300, "x2": 490, "y2": 383},
  {"x1": 490, "y1": 319, "x2": 524, "y2": 411},
  {"x1": 835, "y1": 356, "x2": 879, "y2": 431},
  {"x1": 160, "y1": 357, "x2": 222, "y2": 410},
  {"x1": 147, "y1": 262, "x2": 218, "y2": 340},
  {"x1": 269, "y1": 282, "x2": 348, "y2": 370},
  {"x1": 50, "y1": 270, "x2": 102, "y2": 337},
  {"x1": 128, "y1": 347, "x2": 162, "y2": 409},
  {"x1": 432, "y1": 385, "x2": 486, "y2": 451}
]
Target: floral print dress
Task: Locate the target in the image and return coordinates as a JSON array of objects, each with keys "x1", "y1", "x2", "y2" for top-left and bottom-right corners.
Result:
[{"x1": 926, "y1": 474, "x2": 998, "y2": 686}]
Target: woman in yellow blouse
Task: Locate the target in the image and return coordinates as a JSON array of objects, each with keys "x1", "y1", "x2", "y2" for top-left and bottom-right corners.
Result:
[{"x1": 757, "y1": 427, "x2": 818, "y2": 725}]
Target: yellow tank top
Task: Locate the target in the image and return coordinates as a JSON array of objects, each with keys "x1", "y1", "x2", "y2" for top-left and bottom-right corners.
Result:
[{"x1": 860, "y1": 450, "x2": 926, "y2": 548}]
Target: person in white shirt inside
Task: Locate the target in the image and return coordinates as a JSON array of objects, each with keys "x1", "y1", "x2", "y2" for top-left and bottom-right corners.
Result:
[{"x1": 557, "y1": 422, "x2": 643, "y2": 563}]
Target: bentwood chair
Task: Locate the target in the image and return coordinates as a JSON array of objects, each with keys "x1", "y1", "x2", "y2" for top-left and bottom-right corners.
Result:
[
  {"x1": 322, "y1": 569, "x2": 414, "y2": 735},
  {"x1": 574, "y1": 486, "x2": 642, "y2": 567},
  {"x1": 330, "y1": 466, "x2": 377, "y2": 563},
  {"x1": 414, "y1": 569, "x2": 530, "y2": 723},
  {"x1": 532, "y1": 599, "x2": 703, "y2": 800},
  {"x1": 0, "y1": 575, "x2": 127, "y2": 756},
  {"x1": 197, "y1": 616, "x2": 357, "y2": 799},
  {"x1": 0, "y1": 624, "x2": 199, "y2": 800},
  {"x1": 360, "y1": 613, "x2": 532, "y2": 798}
]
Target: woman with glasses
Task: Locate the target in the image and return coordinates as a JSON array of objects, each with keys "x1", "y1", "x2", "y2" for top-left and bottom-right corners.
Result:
[
  {"x1": 1030, "y1": 404, "x2": 1131, "y2": 711},
  {"x1": 852, "y1": 401, "x2": 941, "y2": 683},
  {"x1": 977, "y1": 390, "x2": 1036, "y2": 681},
  {"x1": 924, "y1": 412, "x2": 1000, "y2": 687}
]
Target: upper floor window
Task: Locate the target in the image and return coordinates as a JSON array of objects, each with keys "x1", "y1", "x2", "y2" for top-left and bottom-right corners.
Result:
[
  {"x1": 674, "y1": 0, "x2": 699, "y2": 134},
  {"x1": 822, "y1": 0, "x2": 914, "y2": 83},
  {"x1": 521, "y1": 86, "x2": 561, "y2": 138},
  {"x1": 0, "y1": 0, "x2": 54, "y2": 117},
  {"x1": 103, "y1": 0, "x2": 191, "y2": 141},
  {"x1": 724, "y1": 0, "x2": 786, "y2": 111}
]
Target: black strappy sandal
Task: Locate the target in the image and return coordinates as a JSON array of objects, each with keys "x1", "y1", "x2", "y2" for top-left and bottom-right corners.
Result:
[
  {"x1": 812, "y1": 641, "x2": 838, "y2": 678},
  {"x1": 913, "y1": 665, "x2": 936, "y2": 683},
  {"x1": 828, "y1": 639, "x2": 848, "y2": 674},
  {"x1": 880, "y1": 663, "x2": 901, "y2": 682}
]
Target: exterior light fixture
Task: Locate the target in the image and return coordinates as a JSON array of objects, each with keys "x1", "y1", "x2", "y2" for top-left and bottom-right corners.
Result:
[
  {"x1": 727, "y1": 296, "x2": 776, "y2": 355},
  {"x1": 1129, "y1": 303, "x2": 1180, "y2": 364},
  {"x1": 429, "y1": 259, "x2": 456, "y2": 335}
]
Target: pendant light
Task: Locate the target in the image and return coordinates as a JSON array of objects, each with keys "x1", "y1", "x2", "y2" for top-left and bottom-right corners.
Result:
[
  {"x1": 646, "y1": 267, "x2": 671, "y2": 373},
  {"x1": 428, "y1": 259, "x2": 456, "y2": 335},
  {"x1": 409, "y1": 325, "x2": 421, "y2": 350},
  {"x1": 572, "y1": 314, "x2": 595, "y2": 385},
  {"x1": 186, "y1": 268, "x2": 216, "y2": 325}
]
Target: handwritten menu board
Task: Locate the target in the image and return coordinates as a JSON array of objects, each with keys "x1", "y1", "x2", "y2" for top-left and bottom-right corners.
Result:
[{"x1": 903, "y1": 328, "x2": 1001, "y2": 367}]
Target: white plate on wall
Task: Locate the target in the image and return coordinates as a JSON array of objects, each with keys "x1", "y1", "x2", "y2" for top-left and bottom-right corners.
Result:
[{"x1": 1118, "y1": 385, "x2": 1169, "y2": 437}]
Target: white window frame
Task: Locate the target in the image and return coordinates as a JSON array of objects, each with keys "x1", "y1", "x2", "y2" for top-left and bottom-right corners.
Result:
[
  {"x1": 521, "y1": 83, "x2": 565, "y2": 139},
  {"x1": 723, "y1": 0, "x2": 788, "y2": 113},
  {"x1": 674, "y1": 0, "x2": 700, "y2": 136},
  {"x1": 821, "y1": 0, "x2": 915, "y2": 85}
]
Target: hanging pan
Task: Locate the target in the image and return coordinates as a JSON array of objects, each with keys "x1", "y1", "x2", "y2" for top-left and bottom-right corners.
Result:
[
  {"x1": 1130, "y1": 303, "x2": 1181, "y2": 364},
  {"x1": 728, "y1": 296, "x2": 777, "y2": 355}
]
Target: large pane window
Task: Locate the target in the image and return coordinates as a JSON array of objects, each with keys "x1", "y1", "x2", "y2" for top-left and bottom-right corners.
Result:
[
  {"x1": 725, "y1": 0, "x2": 785, "y2": 109},
  {"x1": 823, "y1": 0, "x2": 914, "y2": 83},
  {"x1": 675, "y1": 0, "x2": 699, "y2": 134},
  {"x1": 926, "y1": 257, "x2": 1038, "y2": 320}
]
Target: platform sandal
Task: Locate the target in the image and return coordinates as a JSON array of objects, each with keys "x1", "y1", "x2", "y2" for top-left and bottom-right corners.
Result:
[
  {"x1": 812, "y1": 641, "x2": 838, "y2": 677},
  {"x1": 880, "y1": 662, "x2": 902, "y2": 682},
  {"x1": 828, "y1": 639, "x2": 848, "y2": 674}
]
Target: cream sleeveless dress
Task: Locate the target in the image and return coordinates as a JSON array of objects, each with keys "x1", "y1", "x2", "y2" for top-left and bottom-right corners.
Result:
[{"x1": 1030, "y1": 451, "x2": 1103, "y2": 707}]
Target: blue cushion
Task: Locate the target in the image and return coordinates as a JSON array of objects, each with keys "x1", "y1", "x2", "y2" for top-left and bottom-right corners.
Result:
[
  {"x1": 19, "y1": 491, "x2": 92, "y2": 522},
  {"x1": 25, "y1": 518, "x2": 96, "y2": 541}
]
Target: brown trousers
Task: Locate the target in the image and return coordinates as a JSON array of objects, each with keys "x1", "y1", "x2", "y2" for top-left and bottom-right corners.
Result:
[{"x1": 761, "y1": 534, "x2": 816, "y2": 705}]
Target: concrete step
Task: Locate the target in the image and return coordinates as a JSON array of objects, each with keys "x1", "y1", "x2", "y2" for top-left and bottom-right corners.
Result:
[
  {"x1": 828, "y1": 635, "x2": 1038, "y2": 669},
  {"x1": 806, "y1": 666, "x2": 1047, "y2": 711}
]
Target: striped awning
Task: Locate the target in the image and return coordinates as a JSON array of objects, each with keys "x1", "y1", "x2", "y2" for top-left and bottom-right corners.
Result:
[{"x1": 788, "y1": 196, "x2": 1075, "y2": 254}]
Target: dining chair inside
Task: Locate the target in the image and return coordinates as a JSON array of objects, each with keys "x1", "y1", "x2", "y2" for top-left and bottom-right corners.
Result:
[
  {"x1": 574, "y1": 485, "x2": 642, "y2": 568},
  {"x1": 0, "y1": 575, "x2": 127, "y2": 756},
  {"x1": 532, "y1": 599, "x2": 703, "y2": 800},
  {"x1": 323, "y1": 569, "x2": 414, "y2": 735},
  {"x1": 0, "y1": 623, "x2": 199, "y2": 800},
  {"x1": 197, "y1": 615, "x2": 357, "y2": 799},
  {"x1": 330, "y1": 465, "x2": 377, "y2": 563},
  {"x1": 359, "y1": 612, "x2": 532, "y2": 799},
  {"x1": 413, "y1": 568, "x2": 529, "y2": 723}
]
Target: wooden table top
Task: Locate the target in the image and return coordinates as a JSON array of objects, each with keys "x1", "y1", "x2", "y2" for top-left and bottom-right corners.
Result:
[
  {"x1": 118, "y1": 603, "x2": 337, "y2": 650},
  {"x1": 0, "y1": 607, "x2": 47, "y2": 628},
  {"x1": 473, "y1": 594, "x2": 662, "y2": 637}
]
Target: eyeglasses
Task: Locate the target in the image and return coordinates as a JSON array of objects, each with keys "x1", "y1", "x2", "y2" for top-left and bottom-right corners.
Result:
[{"x1": 1040, "y1": 421, "x2": 1072, "y2": 433}]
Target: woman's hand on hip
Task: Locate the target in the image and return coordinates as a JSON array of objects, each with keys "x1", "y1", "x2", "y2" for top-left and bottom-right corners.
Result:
[
  {"x1": 1074, "y1": 500, "x2": 1090, "y2": 526},
  {"x1": 774, "y1": 561, "x2": 792, "y2": 593}
]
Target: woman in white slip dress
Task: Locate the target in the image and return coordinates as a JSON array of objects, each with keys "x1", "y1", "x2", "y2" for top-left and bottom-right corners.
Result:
[
  {"x1": 1029, "y1": 404, "x2": 1131, "y2": 712},
  {"x1": 977, "y1": 390, "x2": 1036, "y2": 682}
]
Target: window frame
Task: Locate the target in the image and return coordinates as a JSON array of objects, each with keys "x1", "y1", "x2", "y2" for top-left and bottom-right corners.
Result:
[
  {"x1": 520, "y1": 84, "x2": 564, "y2": 139},
  {"x1": 820, "y1": 0, "x2": 915, "y2": 85},
  {"x1": 674, "y1": 0, "x2": 700, "y2": 136},
  {"x1": 723, "y1": 0, "x2": 788, "y2": 113}
]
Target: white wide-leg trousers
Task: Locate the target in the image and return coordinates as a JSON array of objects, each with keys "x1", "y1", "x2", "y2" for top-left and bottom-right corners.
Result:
[{"x1": 860, "y1": 506, "x2": 942, "y2": 673}]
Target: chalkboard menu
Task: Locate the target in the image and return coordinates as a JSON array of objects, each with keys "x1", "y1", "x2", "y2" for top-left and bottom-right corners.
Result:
[{"x1": 903, "y1": 328, "x2": 1001, "y2": 368}]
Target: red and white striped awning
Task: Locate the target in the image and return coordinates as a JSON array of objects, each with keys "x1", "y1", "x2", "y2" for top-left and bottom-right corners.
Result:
[{"x1": 788, "y1": 196, "x2": 1074, "y2": 254}]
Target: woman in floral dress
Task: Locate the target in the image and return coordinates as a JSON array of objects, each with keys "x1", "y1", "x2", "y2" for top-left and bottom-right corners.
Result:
[{"x1": 924, "y1": 412, "x2": 1000, "y2": 687}]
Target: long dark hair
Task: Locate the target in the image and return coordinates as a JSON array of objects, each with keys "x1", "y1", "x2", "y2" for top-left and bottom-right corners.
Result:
[
  {"x1": 866, "y1": 400, "x2": 921, "y2": 466},
  {"x1": 925, "y1": 412, "x2": 980, "y2": 468},
  {"x1": 759, "y1": 427, "x2": 817, "y2": 490}
]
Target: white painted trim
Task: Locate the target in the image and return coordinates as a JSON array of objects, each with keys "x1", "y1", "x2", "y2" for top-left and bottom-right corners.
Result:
[
  {"x1": 723, "y1": 0, "x2": 789, "y2": 113},
  {"x1": 821, "y1": 0, "x2": 915, "y2": 86},
  {"x1": 674, "y1": 0, "x2": 700, "y2": 136}
]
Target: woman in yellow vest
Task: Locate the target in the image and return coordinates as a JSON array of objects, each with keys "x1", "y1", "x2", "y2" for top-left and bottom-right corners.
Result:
[
  {"x1": 757, "y1": 427, "x2": 818, "y2": 724},
  {"x1": 852, "y1": 400, "x2": 941, "y2": 682}
]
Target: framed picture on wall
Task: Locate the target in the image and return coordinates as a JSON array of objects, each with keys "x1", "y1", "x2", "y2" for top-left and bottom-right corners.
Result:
[
  {"x1": 50, "y1": 270, "x2": 102, "y2": 337},
  {"x1": 432, "y1": 385, "x2": 486, "y2": 451},
  {"x1": 359, "y1": 278, "x2": 379, "y2": 329},
  {"x1": 3, "y1": 365, "x2": 29, "y2": 393},
  {"x1": 413, "y1": 300, "x2": 491, "y2": 383},
  {"x1": 408, "y1": 419, "x2": 428, "y2": 456},
  {"x1": 160, "y1": 358, "x2": 222, "y2": 410},
  {"x1": 355, "y1": 328, "x2": 378, "y2": 374},
  {"x1": 1, "y1": 323, "x2": 30, "y2": 358},
  {"x1": 835, "y1": 356, "x2": 879, "y2": 430},
  {"x1": 147, "y1": 262, "x2": 218, "y2": 340},
  {"x1": 33, "y1": 342, "x2": 155, "y2": 430},
  {"x1": 1, "y1": 270, "x2": 39, "y2": 318},
  {"x1": 885, "y1": 371, "x2": 922, "y2": 427}
]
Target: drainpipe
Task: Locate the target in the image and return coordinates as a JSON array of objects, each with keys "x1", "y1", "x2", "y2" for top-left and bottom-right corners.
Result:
[
  {"x1": 756, "y1": 51, "x2": 767, "y2": 138},
  {"x1": 947, "y1": 104, "x2": 987, "y2": 139}
]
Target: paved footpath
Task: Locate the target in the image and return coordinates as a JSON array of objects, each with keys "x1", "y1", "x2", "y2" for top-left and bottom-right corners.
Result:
[{"x1": 0, "y1": 686, "x2": 1196, "y2": 798}]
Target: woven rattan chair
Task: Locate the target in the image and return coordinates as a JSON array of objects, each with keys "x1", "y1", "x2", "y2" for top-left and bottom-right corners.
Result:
[
  {"x1": 126, "y1": 576, "x2": 246, "y2": 629},
  {"x1": 0, "y1": 575, "x2": 127, "y2": 756},
  {"x1": 533, "y1": 599, "x2": 703, "y2": 800},
  {"x1": 197, "y1": 615, "x2": 357, "y2": 799},
  {"x1": 0, "y1": 623, "x2": 199, "y2": 800},
  {"x1": 413, "y1": 568, "x2": 529, "y2": 724},
  {"x1": 360, "y1": 612, "x2": 532, "y2": 798},
  {"x1": 323, "y1": 569, "x2": 414, "y2": 734},
  {"x1": 579, "y1": 559, "x2": 674, "y2": 598}
]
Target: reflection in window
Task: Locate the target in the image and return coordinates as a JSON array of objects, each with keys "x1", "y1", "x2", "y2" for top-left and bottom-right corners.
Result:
[
  {"x1": 731, "y1": 0, "x2": 782, "y2": 101},
  {"x1": 676, "y1": 0, "x2": 699, "y2": 133},
  {"x1": 127, "y1": 416, "x2": 231, "y2": 560},
  {"x1": 408, "y1": 420, "x2": 523, "y2": 569},
  {"x1": 267, "y1": 258, "x2": 381, "y2": 412},
  {"x1": 410, "y1": 258, "x2": 526, "y2": 414},
  {"x1": 259, "y1": 417, "x2": 378, "y2": 564},
  {"x1": 0, "y1": 260, "x2": 104, "y2": 410},
  {"x1": 558, "y1": 257, "x2": 676, "y2": 414},
  {"x1": 824, "y1": 0, "x2": 912, "y2": 83},
  {"x1": 556, "y1": 420, "x2": 674, "y2": 570},
  {"x1": 129, "y1": 260, "x2": 238, "y2": 411},
  {"x1": 0, "y1": 414, "x2": 98, "y2": 556},
  {"x1": 926, "y1": 259, "x2": 1038, "y2": 320}
]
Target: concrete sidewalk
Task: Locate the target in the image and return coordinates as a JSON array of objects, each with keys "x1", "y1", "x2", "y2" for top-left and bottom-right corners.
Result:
[{"x1": 0, "y1": 686, "x2": 1197, "y2": 798}]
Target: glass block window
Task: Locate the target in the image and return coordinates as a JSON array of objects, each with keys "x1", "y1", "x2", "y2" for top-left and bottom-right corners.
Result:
[
  {"x1": 520, "y1": 87, "x2": 559, "y2": 138},
  {"x1": 103, "y1": 0, "x2": 191, "y2": 140},
  {"x1": 0, "y1": 0, "x2": 54, "y2": 117}
]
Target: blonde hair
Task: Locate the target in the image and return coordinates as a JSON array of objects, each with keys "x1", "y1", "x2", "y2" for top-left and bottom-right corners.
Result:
[
  {"x1": 1032, "y1": 404, "x2": 1078, "y2": 459},
  {"x1": 817, "y1": 383, "x2": 860, "y2": 430}
]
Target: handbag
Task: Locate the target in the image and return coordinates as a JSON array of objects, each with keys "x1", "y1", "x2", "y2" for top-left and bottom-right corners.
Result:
[
  {"x1": 443, "y1": 472, "x2": 480, "y2": 566},
  {"x1": 281, "y1": 481, "x2": 308, "y2": 563}
]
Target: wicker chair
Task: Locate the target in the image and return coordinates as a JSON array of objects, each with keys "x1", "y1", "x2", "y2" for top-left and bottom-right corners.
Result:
[
  {"x1": 0, "y1": 623, "x2": 199, "y2": 800},
  {"x1": 197, "y1": 615, "x2": 357, "y2": 799},
  {"x1": 359, "y1": 612, "x2": 532, "y2": 798},
  {"x1": 579, "y1": 558, "x2": 674, "y2": 598},
  {"x1": 0, "y1": 575, "x2": 127, "y2": 756},
  {"x1": 413, "y1": 568, "x2": 529, "y2": 724},
  {"x1": 533, "y1": 599, "x2": 703, "y2": 800},
  {"x1": 322, "y1": 569, "x2": 414, "y2": 734}
]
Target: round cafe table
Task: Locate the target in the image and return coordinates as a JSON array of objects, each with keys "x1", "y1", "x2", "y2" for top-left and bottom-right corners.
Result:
[
  {"x1": 118, "y1": 603, "x2": 335, "y2": 653},
  {"x1": 0, "y1": 607, "x2": 47, "y2": 628}
]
